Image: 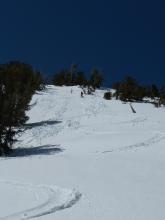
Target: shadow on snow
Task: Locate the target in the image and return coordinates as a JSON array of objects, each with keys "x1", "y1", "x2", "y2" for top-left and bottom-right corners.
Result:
[
  {"x1": 24, "y1": 120, "x2": 62, "y2": 130},
  {"x1": 7, "y1": 145, "x2": 64, "y2": 158}
]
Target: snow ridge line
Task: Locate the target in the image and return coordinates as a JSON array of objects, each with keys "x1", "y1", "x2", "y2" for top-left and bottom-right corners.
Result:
[{"x1": 0, "y1": 180, "x2": 81, "y2": 220}]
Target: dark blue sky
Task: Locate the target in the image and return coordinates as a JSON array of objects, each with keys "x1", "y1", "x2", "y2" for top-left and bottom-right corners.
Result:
[{"x1": 0, "y1": 0, "x2": 165, "y2": 86}]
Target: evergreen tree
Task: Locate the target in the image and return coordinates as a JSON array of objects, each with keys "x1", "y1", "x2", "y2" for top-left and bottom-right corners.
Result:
[
  {"x1": 53, "y1": 70, "x2": 67, "y2": 86},
  {"x1": 159, "y1": 85, "x2": 165, "y2": 106},
  {"x1": 89, "y1": 68, "x2": 103, "y2": 89},
  {"x1": 119, "y1": 76, "x2": 136, "y2": 101},
  {"x1": 75, "y1": 71, "x2": 87, "y2": 86},
  {"x1": 53, "y1": 64, "x2": 88, "y2": 87},
  {"x1": 0, "y1": 61, "x2": 43, "y2": 155},
  {"x1": 112, "y1": 82, "x2": 120, "y2": 100},
  {"x1": 104, "y1": 91, "x2": 112, "y2": 100},
  {"x1": 151, "y1": 84, "x2": 159, "y2": 99},
  {"x1": 70, "y1": 64, "x2": 78, "y2": 85}
]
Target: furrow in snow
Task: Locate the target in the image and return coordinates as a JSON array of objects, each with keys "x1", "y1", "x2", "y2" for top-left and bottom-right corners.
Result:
[
  {"x1": 0, "y1": 180, "x2": 81, "y2": 220},
  {"x1": 102, "y1": 132, "x2": 165, "y2": 153}
]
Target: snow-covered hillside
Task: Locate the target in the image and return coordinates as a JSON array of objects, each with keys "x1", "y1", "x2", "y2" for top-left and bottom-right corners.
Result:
[{"x1": 1, "y1": 85, "x2": 165, "y2": 220}]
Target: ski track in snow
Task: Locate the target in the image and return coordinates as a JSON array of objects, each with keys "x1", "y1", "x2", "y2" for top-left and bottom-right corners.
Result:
[
  {"x1": 102, "y1": 132, "x2": 165, "y2": 153},
  {"x1": 0, "y1": 89, "x2": 82, "y2": 219},
  {"x1": 20, "y1": 91, "x2": 70, "y2": 146},
  {"x1": 117, "y1": 115, "x2": 148, "y2": 125},
  {"x1": 0, "y1": 180, "x2": 81, "y2": 220},
  {"x1": 2, "y1": 86, "x2": 165, "y2": 220}
]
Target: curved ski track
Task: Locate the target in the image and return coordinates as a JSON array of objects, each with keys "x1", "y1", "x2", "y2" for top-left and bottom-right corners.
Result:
[
  {"x1": 102, "y1": 132, "x2": 165, "y2": 153},
  {"x1": 0, "y1": 180, "x2": 81, "y2": 220}
]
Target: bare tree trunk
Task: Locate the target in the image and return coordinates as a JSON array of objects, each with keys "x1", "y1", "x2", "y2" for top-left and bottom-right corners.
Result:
[{"x1": 130, "y1": 103, "x2": 136, "y2": 113}]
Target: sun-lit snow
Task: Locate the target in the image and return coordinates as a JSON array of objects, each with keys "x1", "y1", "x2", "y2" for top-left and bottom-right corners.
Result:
[{"x1": 1, "y1": 85, "x2": 165, "y2": 220}]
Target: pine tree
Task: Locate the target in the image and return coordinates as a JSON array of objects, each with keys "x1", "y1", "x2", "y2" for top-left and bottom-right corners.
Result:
[
  {"x1": 151, "y1": 84, "x2": 159, "y2": 99},
  {"x1": 53, "y1": 70, "x2": 67, "y2": 86},
  {"x1": 0, "y1": 61, "x2": 43, "y2": 155},
  {"x1": 104, "y1": 91, "x2": 112, "y2": 100},
  {"x1": 75, "y1": 71, "x2": 87, "y2": 86},
  {"x1": 89, "y1": 68, "x2": 103, "y2": 89},
  {"x1": 119, "y1": 76, "x2": 139, "y2": 102}
]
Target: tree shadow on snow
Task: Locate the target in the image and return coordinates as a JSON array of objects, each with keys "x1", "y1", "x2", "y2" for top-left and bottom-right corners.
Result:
[
  {"x1": 24, "y1": 120, "x2": 62, "y2": 130},
  {"x1": 8, "y1": 145, "x2": 64, "y2": 158}
]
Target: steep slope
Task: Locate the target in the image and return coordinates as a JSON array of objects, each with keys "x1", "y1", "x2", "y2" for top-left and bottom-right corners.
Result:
[{"x1": 1, "y1": 85, "x2": 165, "y2": 220}]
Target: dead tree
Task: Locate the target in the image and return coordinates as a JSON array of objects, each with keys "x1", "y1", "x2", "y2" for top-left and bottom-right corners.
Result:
[{"x1": 130, "y1": 103, "x2": 136, "y2": 113}]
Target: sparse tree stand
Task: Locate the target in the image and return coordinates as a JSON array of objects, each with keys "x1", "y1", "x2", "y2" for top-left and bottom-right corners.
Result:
[{"x1": 130, "y1": 103, "x2": 136, "y2": 113}]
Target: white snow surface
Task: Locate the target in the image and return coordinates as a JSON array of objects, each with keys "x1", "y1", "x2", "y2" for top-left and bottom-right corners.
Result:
[{"x1": 1, "y1": 85, "x2": 165, "y2": 219}]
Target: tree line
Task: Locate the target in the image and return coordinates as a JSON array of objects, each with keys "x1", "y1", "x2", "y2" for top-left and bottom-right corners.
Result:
[
  {"x1": 111, "y1": 76, "x2": 165, "y2": 106},
  {"x1": 52, "y1": 64, "x2": 103, "y2": 90},
  {"x1": 0, "y1": 61, "x2": 44, "y2": 155}
]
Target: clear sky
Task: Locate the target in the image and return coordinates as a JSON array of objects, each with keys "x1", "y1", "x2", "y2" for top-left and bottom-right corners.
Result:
[{"x1": 0, "y1": 0, "x2": 165, "y2": 86}]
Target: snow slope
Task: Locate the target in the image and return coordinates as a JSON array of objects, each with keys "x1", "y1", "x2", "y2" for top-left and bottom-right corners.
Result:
[{"x1": 1, "y1": 85, "x2": 165, "y2": 220}]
